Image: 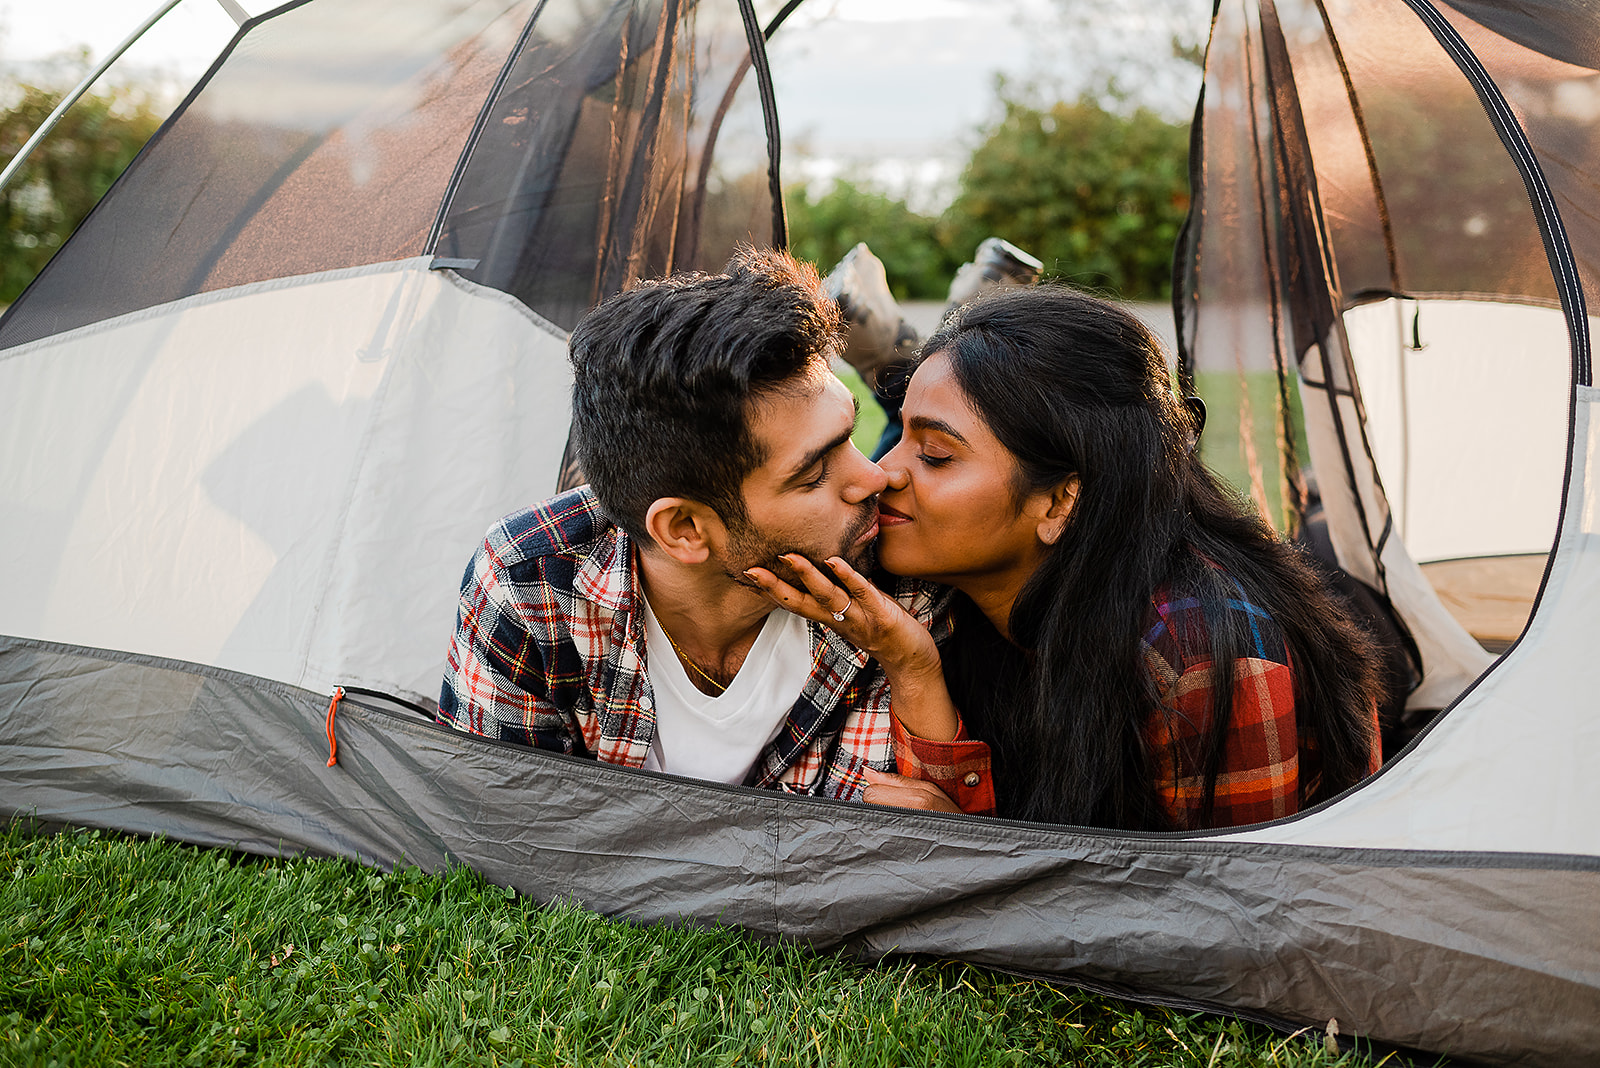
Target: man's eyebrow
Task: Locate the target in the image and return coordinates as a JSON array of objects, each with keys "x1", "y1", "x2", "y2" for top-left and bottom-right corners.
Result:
[
  {"x1": 907, "y1": 414, "x2": 972, "y2": 449},
  {"x1": 784, "y1": 422, "x2": 855, "y2": 485}
]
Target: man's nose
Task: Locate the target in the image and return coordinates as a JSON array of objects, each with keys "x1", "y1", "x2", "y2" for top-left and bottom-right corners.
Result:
[{"x1": 845, "y1": 447, "x2": 889, "y2": 502}]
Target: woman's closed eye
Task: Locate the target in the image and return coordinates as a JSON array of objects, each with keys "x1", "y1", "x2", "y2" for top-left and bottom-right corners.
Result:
[{"x1": 916, "y1": 450, "x2": 953, "y2": 467}]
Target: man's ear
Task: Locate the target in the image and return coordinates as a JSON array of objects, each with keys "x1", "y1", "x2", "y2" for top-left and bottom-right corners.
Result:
[
  {"x1": 643, "y1": 497, "x2": 720, "y2": 564},
  {"x1": 1037, "y1": 475, "x2": 1080, "y2": 546}
]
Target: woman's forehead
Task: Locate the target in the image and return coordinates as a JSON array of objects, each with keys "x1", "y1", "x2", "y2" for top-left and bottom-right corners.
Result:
[
  {"x1": 905, "y1": 351, "x2": 955, "y2": 402},
  {"x1": 906, "y1": 354, "x2": 988, "y2": 437}
]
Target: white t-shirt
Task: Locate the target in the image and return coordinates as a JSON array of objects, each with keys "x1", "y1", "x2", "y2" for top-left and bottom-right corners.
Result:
[{"x1": 639, "y1": 597, "x2": 813, "y2": 783}]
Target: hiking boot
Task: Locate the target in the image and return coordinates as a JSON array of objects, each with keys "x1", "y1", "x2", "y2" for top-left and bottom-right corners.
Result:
[
  {"x1": 946, "y1": 237, "x2": 1043, "y2": 308},
  {"x1": 825, "y1": 242, "x2": 919, "y2": 389}
]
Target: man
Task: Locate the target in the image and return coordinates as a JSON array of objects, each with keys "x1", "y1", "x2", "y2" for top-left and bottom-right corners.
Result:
[{"x1": 438, "y1": 247, "x2": 950, "y2": 799}]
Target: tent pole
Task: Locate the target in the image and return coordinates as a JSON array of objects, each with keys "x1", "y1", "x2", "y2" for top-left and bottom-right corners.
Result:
[{"x1": 0, "y1": 0, "x2": 184, "y2": 196}]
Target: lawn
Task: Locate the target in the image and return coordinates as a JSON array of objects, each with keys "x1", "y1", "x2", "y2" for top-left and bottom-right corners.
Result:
[
  {"x1": 837, "y1": 363, "x2": 889, "y2": 456},
  {"x1": 0, "y1": 823, "x2": 1393, "y2": 1067},
  {"x1": 1192, "y1": 369, "x2": 1311, "y2": 535}
]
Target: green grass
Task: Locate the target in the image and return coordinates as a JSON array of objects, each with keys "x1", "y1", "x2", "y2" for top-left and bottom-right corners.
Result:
[
  {"x1": 0, "y1": 824, "x2": 1393, "y2": 1067},
  {"x1": 1193, "y1": 370, "x2": 1311, "y2": 535},
  {"x1": 836, "y1": 364, "x2": 890, "y2": 458}
]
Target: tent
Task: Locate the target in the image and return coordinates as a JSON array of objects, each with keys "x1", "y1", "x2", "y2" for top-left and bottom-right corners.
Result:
[{"x1": 1, "y1": 0, "x2": 1596, "y2": 1062}]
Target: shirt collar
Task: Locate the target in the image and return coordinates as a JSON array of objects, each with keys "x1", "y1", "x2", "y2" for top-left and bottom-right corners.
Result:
[
  {"x1": 815, "y1": 622, "x2": 869, "y2": 669},
  {"x1": 574, "y1": 521, "x2": 637, "y2": 613}
]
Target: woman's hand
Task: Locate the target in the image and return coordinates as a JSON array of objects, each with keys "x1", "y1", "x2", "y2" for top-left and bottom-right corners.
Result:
[
  {"x1": 746, "y1": 553, "x2": 961, "y2": 743},
  {"x1": 861, "y1": 767, "x2": 960, "y2": 813},
  {"x1": 744, "y1": 554, "x2": 937, "y2": 678}
]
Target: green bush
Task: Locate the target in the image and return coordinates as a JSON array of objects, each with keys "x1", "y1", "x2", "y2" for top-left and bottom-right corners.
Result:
[
  {"x1": 0, "y1": 81, "x2": 162, "y2": 304},
  {"x1": 947, "y1": 95, "x2": 1191, "y2": 300},
  {"x1": 784, "y1": 179, "x2": 959, "y2": 300},
  {"x1": 786, "y1": 95, "x2": 1191, "y2": 303}
]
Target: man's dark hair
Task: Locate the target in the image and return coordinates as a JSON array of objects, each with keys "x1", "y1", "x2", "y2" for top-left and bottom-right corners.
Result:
[{"x1": 569, "y1": 246, "x2": 844, "y2": 541}]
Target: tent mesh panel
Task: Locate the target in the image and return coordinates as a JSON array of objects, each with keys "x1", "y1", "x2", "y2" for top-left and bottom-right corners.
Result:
[
  {"x1": 1434, "y1": 0, "x2": 1600, "y2": 319},
  {"x1": 0, "y1": 0, "x2": 538, "y2": 350},
  {"x1": 0, "y1": 0, "x2": 777, "y2": 348},
  {"x1": 1182, "y1": 0, "x2": 1587, "y2": 535},
  {"x1": 432, "y1": 0, "x2": 777, "y2": 332}
]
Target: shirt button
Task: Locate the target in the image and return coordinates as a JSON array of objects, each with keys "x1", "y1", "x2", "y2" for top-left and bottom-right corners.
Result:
[
  {"x1": 640, "y1": 696, "x2": 653, "y2": 712},
  {"x1": 963, "y1": 773, "x2": 980, "y2": 788}
]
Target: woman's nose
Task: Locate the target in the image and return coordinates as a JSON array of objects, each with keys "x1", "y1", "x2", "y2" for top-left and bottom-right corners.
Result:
[{"x1": 878, "y1": 444, "x2": 911, "y2": 491}]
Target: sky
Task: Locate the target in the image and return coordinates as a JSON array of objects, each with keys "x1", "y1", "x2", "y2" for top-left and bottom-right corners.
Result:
[
  {"x1": 0, "y1": 0, "x2": 243, "y2": 86},
  {"x1": 0, "y1": 0, "x2": 1208, "y2": 209}
]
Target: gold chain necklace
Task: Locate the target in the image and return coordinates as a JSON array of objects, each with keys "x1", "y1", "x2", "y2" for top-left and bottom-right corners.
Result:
[{"x1": 659, "y1": 622, "x2": 729, "y2": 695}]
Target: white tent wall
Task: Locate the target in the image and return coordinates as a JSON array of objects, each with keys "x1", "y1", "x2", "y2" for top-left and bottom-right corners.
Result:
[
  {"x1": 1294, "y1": 319, "x2": 1497, "y2": 709},
  {"x1": 0, "y1": 259, "x2": 572, "y2": 702},
  {"x1": 1225, "y1": 386, "x2": 1600, "y2": 855},
  {"x1": 1344, "y1": 298, "x2": 1570, "y2": 563}
]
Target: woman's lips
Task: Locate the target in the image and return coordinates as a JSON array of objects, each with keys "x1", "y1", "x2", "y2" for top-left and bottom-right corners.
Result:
[{"x1": 877, "y1": 501, "x2": 912, "y2": 526}]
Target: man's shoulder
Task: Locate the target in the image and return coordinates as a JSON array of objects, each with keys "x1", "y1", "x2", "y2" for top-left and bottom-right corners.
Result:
[{"x1": 483, "y1": 487, "x2": 617, "y2": 569}]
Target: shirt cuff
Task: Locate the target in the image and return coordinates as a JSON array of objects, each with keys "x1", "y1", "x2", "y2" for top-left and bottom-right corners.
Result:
[{"x1": 891, "y1": 717, "x2": 996, "y2": 816}]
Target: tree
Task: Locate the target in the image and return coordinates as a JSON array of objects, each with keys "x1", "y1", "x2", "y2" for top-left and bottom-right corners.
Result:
[
  {"x1": 945, "y1": 95, "x2": 1191, "y2": 300},
  {"x1": 1, "y1": 82, "x2": 163, "y2": 303},
  {"x1": 784, "y1": 180, "x2": 957, "y2": 301}
]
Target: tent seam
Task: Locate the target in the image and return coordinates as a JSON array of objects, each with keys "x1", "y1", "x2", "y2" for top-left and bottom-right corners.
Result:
[
  {"x1": 0, "y1": 258, "x2": 441, "y2": 365},
  {"x1": 433, "y1": 268, "x2": 570, "y2": 342},
  {"x1": 246, "y1": 698, "x2": 1600, "y2": 871},
  {"x1": 290, "y1": 271, "x2": 434, "y2": 693},
  {"x1": 7, "y1": 631, "x2": 1597, "y2": 871}
]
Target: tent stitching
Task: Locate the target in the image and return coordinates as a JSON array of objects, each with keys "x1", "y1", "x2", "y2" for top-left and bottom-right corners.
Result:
[{"x1": 0, "y1": 257, "x2": 440, "y2": 364}]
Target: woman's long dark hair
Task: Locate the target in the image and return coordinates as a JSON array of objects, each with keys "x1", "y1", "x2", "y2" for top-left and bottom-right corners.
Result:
[{"x1": 922, "y1": 286, "x2": 1380, "y2": 830}]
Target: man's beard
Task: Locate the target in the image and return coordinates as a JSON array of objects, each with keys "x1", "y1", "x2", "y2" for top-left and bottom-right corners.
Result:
[{"x1": 723, "y1": 501, "x2": 879, "y2": 591}]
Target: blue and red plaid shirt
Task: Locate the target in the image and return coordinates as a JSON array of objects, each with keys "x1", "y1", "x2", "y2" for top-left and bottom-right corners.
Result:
[
  {"x1": 1141, "y1": 568, "x2": 1382, "y2": 830},
  {"x1": 438, "y1": 488, "x2": 951, "y2": 800}
]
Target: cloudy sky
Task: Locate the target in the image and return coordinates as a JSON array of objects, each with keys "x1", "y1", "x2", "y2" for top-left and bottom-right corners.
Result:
[
  {"x1": 0, "y1": 0, "x2": 1207, "y2": 208},
  {"x1": 0, "y1": 0, "x2": 240, "y2": 81}
]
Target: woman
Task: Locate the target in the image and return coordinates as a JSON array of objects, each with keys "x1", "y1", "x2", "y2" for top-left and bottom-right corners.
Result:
[{"x1": 748, "y1": 285, "x2": 1382, "y2": 831}]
